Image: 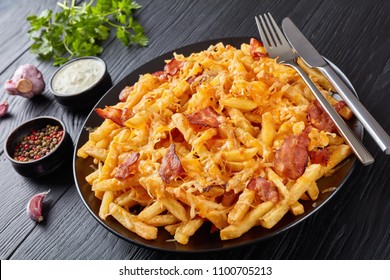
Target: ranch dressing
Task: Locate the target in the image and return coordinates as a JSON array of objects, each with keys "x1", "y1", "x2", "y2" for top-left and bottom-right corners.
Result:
[{"x1": 52, "y1": 58, "x2": 105, "y2": 95}]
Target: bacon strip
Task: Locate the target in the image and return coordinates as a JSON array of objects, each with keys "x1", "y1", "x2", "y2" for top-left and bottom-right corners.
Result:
[
  {"x1": 307, "y1": 100, "x2": 346, "y2": 133},
  {"x1": 250, "y1": 38, "x2": 268, "y2": 60},
  {"x1": 118, "y1": 86, "x2": 134, "y2": 102},
  {"x1": 115, "y1": 152, "x2": 140, "y2": 180},
  {"x1": 247, "y1": 177, "x2": 279, "y2": 203},
  {"x1": 274, "y1": 132, "x2": 309, "y2": 180},
  {"x1": 95, "y1": 106, "x2": 133, "y2": 126},
  {"x1": 310, "y1": 147, "x2": 331, "y2": 166},
  {"x1": 159, "y1": 143, "x2": 186, "y2": 183},
  {"x1": 152, "y1": 70, "x2": 168, "y2": 82},
  {"x1": 152, "y1": 58, "x2": 185, "y2": 82},
  {"x1": 164, "y1": 58, "x2": 184, "y2": 76},
  {"x1": 185, "y1": 106, "x2": 225, "y2": 128}
]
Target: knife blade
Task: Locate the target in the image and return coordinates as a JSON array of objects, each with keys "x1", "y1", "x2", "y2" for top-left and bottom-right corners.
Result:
[{"x1": 282, "y1": 17, "x2": 390, "y2": 154}]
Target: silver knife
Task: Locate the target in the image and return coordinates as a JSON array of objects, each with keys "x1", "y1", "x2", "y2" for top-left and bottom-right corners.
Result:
[{"x1": 282, "y1": 17, "x2": 390, "y2": 155}]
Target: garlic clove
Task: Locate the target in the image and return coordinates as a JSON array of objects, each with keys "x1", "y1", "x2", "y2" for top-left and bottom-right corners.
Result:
[
  {"x1": 26, "y1": 190, "x2": 50, "y2": 222},
  {"x1": 0, "y1": 101, "x2": 9, "y2": 117}
]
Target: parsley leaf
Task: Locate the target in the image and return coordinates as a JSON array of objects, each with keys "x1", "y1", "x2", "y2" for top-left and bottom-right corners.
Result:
[{"x1": 27, "y1": 0, "x2": 148, "y2": 66}]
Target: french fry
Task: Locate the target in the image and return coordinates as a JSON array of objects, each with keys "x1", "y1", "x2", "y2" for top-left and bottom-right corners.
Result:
[
  {"x1": 221, "y1": 201, "x2": 273, "y2": 240},
  {"x1": 109, "y1": 203, "x2": 158, "y2": 240},
  {"x1": 148, "y1": 214, "x2": 179, "y2": 227},
  {"x1": 266, "y1": 167, "x2": 290, "y2": 200},
  {"x1": 173, "y1": 79, "x2": 190, "y2": 98},
  {"x1": 227, "y1": 108, "x2": 256, "y2": 136},
  {"x1": 320, "y1": 145, "x2": 352, "y2": 176},
  {"x1": 77, "y1": 140, "x2": 94, "y2": 158},
  {"x1": 307, "y1": 181, "x2": 319, "y2": 201},
  {"x1": 125, "y1": 73, "x2": 162, "y2": 110},
  {"x1": 138, "y1": 201, "x2": 166, "y2": 222},
  {"x1": 261, "y1": 112, "x2": 276, "y2": 148},
  {"x1": 114, "y1": 186, "x2": 151, "y2": 207},
  {"x1": 165, "y1": 223, "x2": 181, "y2": 236},
  {"x1": 283, "y1": 84, "x2": 310, "y2": 106},
  {"x1": 220, "y1": 97, "x2": 258, "y2": 111},
  {"x1": 125, "y1": 111, "x2": 151, "y2": 128},
  {"x1": 85, "y1": 169, "x2": 99, "y2": 185},
  {"x1": 228, "y1": 189, "x2": 255, "y2": 225},
  {"x1": 290, "y1": 201, "x2": 305, "y2": 216},
  {"x1": 99, "y1": 191, "x2": 115, "y2": 220},
  {"x1": 84, "y1": 146, "x2": 108, "y2": 162},
  {"x1": 174, "y1": 217, "x2": 204, "y2": 244},
  {"x1": 99, "y1": 142, "x2": 119, "y2": 180},
  {"x1": 94, "y1": 190, "x2": 104, "y2": 200},
  {"x1": 96, "y1": 138, "x2": 111, "y2": 149},
  {"x1": 90, "y1": 120, "x2": 120, "y2": 143},
  {"x1": 192, "y1": 128, "x2": 218, "y2": 154},
  {"x1": 157, "y1": 191, "x2": 190, "y2": 222},
  {"x1": 92, "y1": 177, "x2": 139, "y2": 192},
  {"x1": 234, "y1": 127, "x2": 263, "y2": 156},
  {"x1": 289, "y1": 164, "x2": 322, "y2": 201},
  {"x1": 223, "y1": 147, "x2": 258, "y2": 162}
]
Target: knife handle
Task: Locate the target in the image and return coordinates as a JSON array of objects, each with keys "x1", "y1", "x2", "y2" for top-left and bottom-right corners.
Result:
[
  {"x1": 320, "y1": 65, "x2": 390, "y2": 155},
  {"x1": 286, "y1": 61, "x2": 374, "y2": 165}
]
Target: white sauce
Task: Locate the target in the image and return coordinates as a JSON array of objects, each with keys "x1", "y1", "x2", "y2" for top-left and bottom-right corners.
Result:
[{"x1": 52, "y1": 59, "x2": 105, "y2": 95}]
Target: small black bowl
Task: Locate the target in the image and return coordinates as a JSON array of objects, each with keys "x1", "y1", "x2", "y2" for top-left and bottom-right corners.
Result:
[
  {"x1": 4, "y1": 116, "x2": 73, "y2": 178},
  {"x1": 49, "y1": 57, "x2": 112, "y2": 111}
]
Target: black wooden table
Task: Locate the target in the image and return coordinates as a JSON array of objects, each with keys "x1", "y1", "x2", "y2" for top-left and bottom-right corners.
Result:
[{"x1": 1, "y1": 0, "x2": 390, "y2": 260}]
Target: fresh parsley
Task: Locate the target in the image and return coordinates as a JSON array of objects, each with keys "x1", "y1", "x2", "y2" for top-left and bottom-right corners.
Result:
[{"x1": 27, "y1": 0, "x2": 148, "y2": 65}]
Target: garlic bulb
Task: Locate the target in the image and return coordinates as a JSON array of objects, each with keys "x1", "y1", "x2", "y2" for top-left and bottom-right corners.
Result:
[{"x1": 4, "y1": 64, "x2": 45, "y2": 98}]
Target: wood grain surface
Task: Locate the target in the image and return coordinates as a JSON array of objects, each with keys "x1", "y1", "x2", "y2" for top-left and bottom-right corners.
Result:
[{"x1": 0, "y1": 0, "x2": 389, "y2": 260}]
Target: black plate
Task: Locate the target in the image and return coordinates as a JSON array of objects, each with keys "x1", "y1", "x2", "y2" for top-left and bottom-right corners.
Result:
[{"x1": 73, "y1": 37, "x2": 363, "y2": 252}]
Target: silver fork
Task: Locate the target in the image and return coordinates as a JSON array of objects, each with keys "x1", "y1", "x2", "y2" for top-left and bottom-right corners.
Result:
[{"x1": 255, "y1": 13, "x2": 374, "y2": 165}]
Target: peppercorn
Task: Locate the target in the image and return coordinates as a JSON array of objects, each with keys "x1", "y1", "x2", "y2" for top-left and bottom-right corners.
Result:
[{"x1": 13, "y1": 124, "x2": 63, "y2": 162}]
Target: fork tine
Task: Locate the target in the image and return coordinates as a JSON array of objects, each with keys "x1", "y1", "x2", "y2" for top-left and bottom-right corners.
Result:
[
  {"x1": 266, "y1": 13, "x2": 289, "y2": 46},
  {"x1": 262, "y1": 13, "x2": 280, "y2": 47},
  {"x1": 255, "y1": 16, "x2": 271, "y2": 49}
]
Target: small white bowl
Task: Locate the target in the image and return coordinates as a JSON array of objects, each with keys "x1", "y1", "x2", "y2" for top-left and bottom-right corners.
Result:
[{"x1": 49, "y1": 57, "x2": 112, "y2": 110}]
